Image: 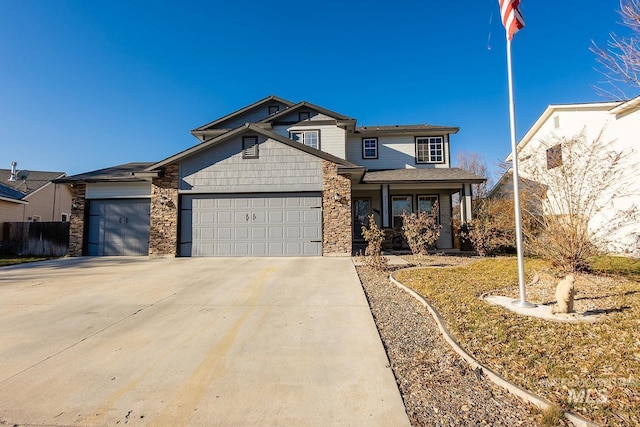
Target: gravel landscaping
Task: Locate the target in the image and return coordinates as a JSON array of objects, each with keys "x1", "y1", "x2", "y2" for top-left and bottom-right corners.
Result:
[{"x1": 355, "y1": 263, "x2": 555, "y2": 426}]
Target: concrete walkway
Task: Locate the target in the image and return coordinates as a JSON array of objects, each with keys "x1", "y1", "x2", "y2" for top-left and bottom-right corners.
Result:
[{"x1": 0, "y1": 257, "x2": 409, "y2": 426}]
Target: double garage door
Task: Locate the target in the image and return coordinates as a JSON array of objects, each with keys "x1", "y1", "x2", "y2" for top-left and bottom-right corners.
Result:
[{"x1": 180, "y1": 193, "x2": 322, "y2": 257}]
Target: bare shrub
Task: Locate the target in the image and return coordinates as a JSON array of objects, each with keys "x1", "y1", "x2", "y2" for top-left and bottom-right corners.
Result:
[
  {"x1": 400, "y1": 201, "x2": 441, "y2": 255},
  {"x1": 520, "y1": 129, "x2": 640, "y2": 271},
  {"x1": 459, "y1": 198, "x2": 518, "y2": 256},
  {"x1": 361, "y1": 214, "x2": 388, "y2": 271}
]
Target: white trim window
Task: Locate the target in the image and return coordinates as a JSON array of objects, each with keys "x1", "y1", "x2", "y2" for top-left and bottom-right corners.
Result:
[
  {"x1": 416, "y1": 136, "x2": 444, "y2": 163},
  {"x1": 362, "y1": 137, "x2": 378, "y2": 159},
  {"x1": 290, "y1": 130, "x2": 319, "y2": 149}
]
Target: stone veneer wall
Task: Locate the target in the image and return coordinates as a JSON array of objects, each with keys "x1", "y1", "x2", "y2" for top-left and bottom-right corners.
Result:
[
  {"x1": 322, "y1": 160, "x2": 352, "y2": 256},
  {"x1": 68, "y1": 183, "x2": 86, "y2": 256},
  {"x1": 149, "y1": 164, "x2": 179, "y2": 256}
]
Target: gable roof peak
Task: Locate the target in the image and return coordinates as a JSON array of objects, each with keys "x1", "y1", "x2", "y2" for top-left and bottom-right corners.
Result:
[
  {"x1": 148, "y1": 122, "x2": 358, "y2": 171},
  {"x1": 192, "y1": 95, "x2": 296, "y2": 133},
  {"x1": 258, "y1": 100, "x2": 355, "y2": 123}
]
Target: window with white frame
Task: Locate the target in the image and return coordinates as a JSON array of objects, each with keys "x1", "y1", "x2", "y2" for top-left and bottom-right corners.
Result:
[
  {"x1": 61, "y1": 213, "x2": 70, "y2": 222},
  {"x1": 242, "y1": 136, "x2": 259, "y2": 158},
  {"x1": 416, "y1": 136, "x2": 444, "y2": 163},
  {"x1": 362, "y1": 137, "x2": 378, "y2": 159},
  {"x1": 290, "y1": 130, "x2": 319, "y2": 149}
]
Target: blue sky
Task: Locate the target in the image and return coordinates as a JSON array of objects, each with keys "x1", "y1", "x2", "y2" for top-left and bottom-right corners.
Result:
[{"x1": 0, "y1": 1, "x2": 632, "y2": 183}]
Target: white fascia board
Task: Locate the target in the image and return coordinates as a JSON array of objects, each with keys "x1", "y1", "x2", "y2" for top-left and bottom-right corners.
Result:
[
  {"x1": 0, "y1": 196, "x2": 28, "y2": 204},
  {"x1": 505, "y1": 102, "x2": 621, "y2": 162}
]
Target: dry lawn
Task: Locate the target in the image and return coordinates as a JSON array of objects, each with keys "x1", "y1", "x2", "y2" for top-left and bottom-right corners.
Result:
[{"x1": 395, "y1": 256, "x2": 640, "y2": 426}]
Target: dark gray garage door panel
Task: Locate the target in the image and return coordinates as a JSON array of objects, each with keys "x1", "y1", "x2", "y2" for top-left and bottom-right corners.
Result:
[
  {"x1": 87, "y1": 199, "x2": 151, "y2": 256},
  {"x1": 180, "y1": 194, "x2": 322, "y2": 257}
]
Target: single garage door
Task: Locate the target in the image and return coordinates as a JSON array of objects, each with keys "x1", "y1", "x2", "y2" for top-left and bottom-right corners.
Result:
[
  {"x1": 87, "y1": 199, "x2": 151, "y2": 256},
  {"x1": 180, "y1": 193, "x2": 322, "y2": 256}
]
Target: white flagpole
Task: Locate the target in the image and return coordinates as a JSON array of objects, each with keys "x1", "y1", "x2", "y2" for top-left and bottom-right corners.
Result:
[{"x1": 506, "y1": 38, "x2": 535, "y2": 308}]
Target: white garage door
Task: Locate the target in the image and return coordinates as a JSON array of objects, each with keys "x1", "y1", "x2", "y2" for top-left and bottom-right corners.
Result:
[{"x1": 180, "y1": 193, "x2": 322, "y2": 256}]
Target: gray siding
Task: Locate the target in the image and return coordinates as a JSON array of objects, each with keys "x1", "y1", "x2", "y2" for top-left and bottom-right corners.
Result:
[
  {"x1": 220, "y1": 101, "x2": 290, "y2": 129},
  {"x1": 180, "y1": 136, "x2": 323, "y2": 193},
  {"x1": 346, "y1": 134, "x2": 451, "y2": 169},
  {"x1": 288, "y1": 124, "x2": 346, "y2": 159}
]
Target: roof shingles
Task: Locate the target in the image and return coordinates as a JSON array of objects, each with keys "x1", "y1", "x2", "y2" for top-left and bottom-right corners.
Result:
[
  {"x1": 0, "y1": 169, "x2": 66, "y2": 195},
  {"x1": 363, "y1": 168, "x2": 485, "y2": 183}
]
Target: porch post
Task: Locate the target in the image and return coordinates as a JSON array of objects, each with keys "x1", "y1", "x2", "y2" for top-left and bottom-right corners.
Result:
[
  {"x1": 460, "y1": 183, "x2": 473, "y2": 223},
  {"x1": 381, "y1": 185, "x2": 390, "y2": 228}
]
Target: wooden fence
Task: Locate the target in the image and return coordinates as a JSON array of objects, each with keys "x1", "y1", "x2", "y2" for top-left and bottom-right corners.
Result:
[{"x1": 0, "y1": 222, "x2": 70, "y2": 256}]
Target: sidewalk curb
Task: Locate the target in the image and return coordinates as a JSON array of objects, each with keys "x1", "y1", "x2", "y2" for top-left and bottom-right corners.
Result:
[{"x1": 389, "y1": 269, "x2": 599, "y2": 427}]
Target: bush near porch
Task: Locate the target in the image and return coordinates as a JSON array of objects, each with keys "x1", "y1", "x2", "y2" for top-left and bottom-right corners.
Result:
[{"x1": 394, "y1": 256, "x2": 640, "y2": 426}]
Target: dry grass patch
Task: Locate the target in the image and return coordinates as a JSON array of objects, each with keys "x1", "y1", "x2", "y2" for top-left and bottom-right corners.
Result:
[
  {"x1": 0, "y1": 256, "x2": 53, "y2": 267},
  {"x1": 395, "y1": 257, "x2": 640, "y2": 426}
]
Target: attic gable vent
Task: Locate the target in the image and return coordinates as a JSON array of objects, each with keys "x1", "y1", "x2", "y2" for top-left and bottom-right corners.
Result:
[{"x1": 242, "y1": 136, "x2": 259, "y2": 159}]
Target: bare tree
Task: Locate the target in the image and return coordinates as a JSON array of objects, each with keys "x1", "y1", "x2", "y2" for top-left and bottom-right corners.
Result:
[
  {"x1": 592, "y1": 0, "x2": 640, "y2": 98},
  {"x1": 455, "y1": 151, "x2": 489, "y2": 199}
]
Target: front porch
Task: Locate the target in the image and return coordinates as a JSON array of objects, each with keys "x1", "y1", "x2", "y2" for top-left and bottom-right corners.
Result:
[{"x1": 350, "y1": 168, "x2": 485, "y2": 251}]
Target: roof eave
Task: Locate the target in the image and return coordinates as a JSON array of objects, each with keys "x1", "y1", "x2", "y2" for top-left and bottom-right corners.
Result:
[
  {"x1": 0, "y1": 195, "x2": 28, "y2": 204},
  {"x1": 356, "y1": 126, "x2": 459, "y2": 135},
  {"x1": 363, "y1": 178, "x2": 485, "y2": 185}
]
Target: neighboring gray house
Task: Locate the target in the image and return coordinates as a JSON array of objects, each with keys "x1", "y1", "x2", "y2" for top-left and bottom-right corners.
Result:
[{"x1": 59, "y1": 95, "x2": 484, "y2": 257}]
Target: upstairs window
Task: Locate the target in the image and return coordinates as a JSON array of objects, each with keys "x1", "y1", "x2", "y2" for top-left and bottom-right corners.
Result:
[
  {"x1": 416, "y1": 136, "x2": 444, "y2": 163},
  {"x1": 242, "y1": 136, "x2": 259, "y2": 158},
  {"x1": 290, "y1": 130, "x2": 319, "y2": 149},
  {"x1": 362, "y1": 138, "x2": 378, "y2": 159},
  {"x1": 546, "y1": 144, "x2": 562, "y2": 169}
]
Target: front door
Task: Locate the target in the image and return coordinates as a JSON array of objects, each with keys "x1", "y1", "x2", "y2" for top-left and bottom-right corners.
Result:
[{"x1": 353, "y1": 199, "x2": 371, "y2": 241}]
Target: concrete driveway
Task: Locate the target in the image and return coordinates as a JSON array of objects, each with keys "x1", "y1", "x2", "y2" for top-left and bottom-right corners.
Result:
[{"x1": 0, "y1": 257, "x2": 409, "y2": 426}]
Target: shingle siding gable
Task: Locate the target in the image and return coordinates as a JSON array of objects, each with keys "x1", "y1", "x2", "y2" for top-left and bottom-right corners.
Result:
[{"x1": 180, "y1": 136, "x2": 323, "y2": 193}]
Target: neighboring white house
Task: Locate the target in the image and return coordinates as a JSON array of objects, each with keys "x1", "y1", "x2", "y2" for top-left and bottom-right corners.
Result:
[{"x1": 500, "y1": 98, "x2": 640, "y2": 255}]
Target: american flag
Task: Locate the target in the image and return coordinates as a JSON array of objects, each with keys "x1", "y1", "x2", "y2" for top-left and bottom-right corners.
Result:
[{"x1": 499, "y1": 0, "x2": 525, "y2": 40}]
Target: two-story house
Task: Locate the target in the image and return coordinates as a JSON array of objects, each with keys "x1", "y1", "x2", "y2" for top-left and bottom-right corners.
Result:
[{"x1": 59, "y1": 95, "x2": 484, "y2": 257}]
